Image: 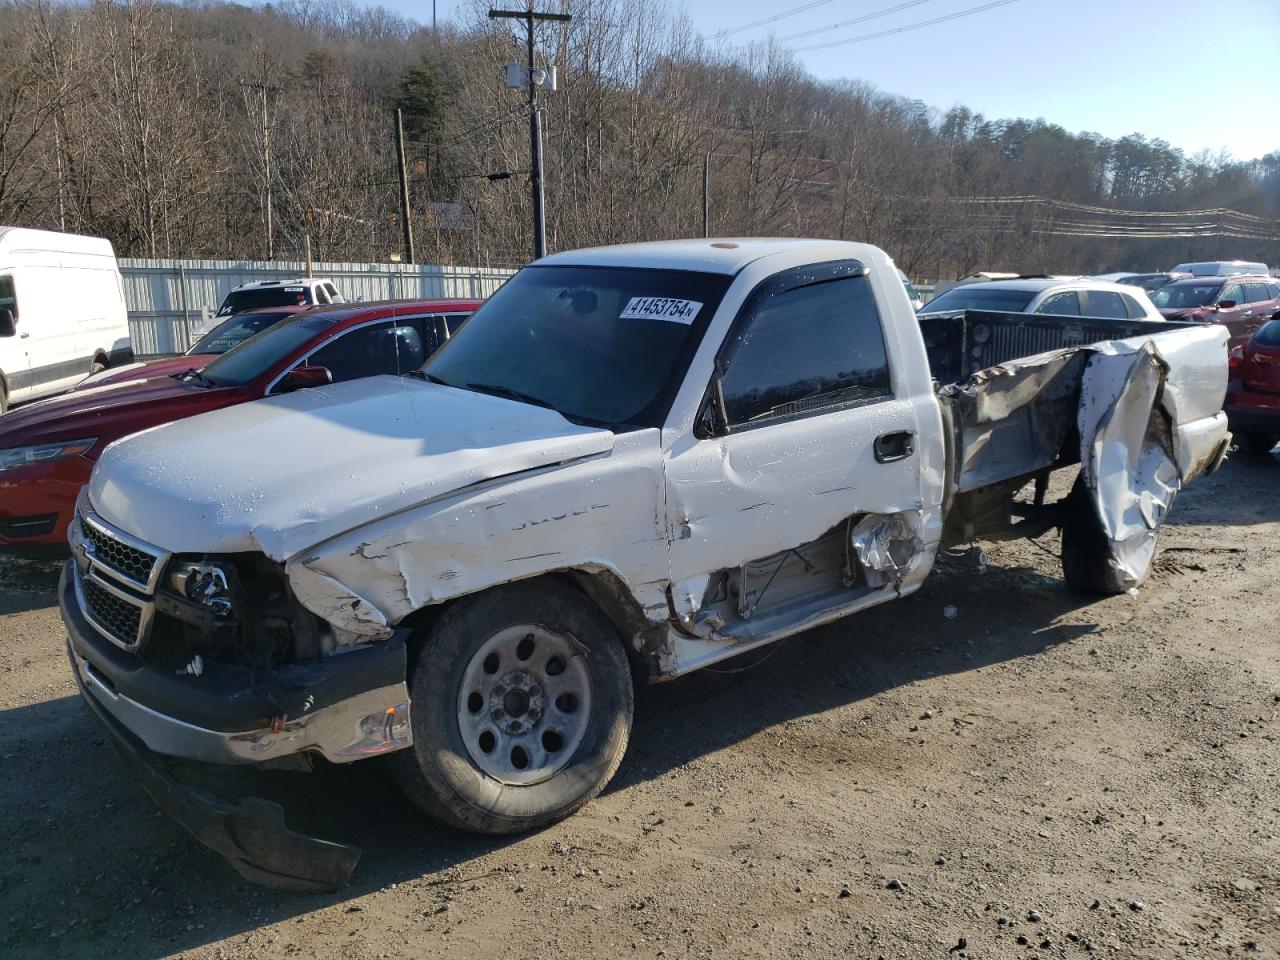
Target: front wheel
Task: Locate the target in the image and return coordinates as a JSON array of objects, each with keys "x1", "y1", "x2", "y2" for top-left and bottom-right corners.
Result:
[{"x1": 391, "y1": 580, "x2": 634, "y2": 835}]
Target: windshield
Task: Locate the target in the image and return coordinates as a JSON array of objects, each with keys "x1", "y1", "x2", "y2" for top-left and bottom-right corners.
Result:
[
  {"x1": 199, "y1": 313, "x2": 342, "y2": 386},
  {"x1": 1151, "y1": 283, "x2": 1220, "y2": 309},
  {"x1": 920, "y1": 286, "x2": 1036, "y2": 313},
  {"x1": 216, "y1": 286, "x2": 311, "y2": 316},
  {"x1": 422, "y1": 265, "x2": 732, "y2": 428},
  {"x1": 188, "y1": 310, "x2": 299, "y2": 355},
  {"x1": 1117, "y1": 274, "x2": 1171, "y2": 293}
]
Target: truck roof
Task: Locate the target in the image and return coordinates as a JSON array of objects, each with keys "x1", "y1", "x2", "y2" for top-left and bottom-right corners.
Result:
[
  {"x1": 538, "y1": 238, "x2": 885, "y2": 275},
  {"x1": 0, "y1": 226, "x2": 116, "y2": 258}
]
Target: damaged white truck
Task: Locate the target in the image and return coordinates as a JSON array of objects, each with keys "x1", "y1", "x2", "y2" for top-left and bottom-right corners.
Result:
[{"x1": 59, "y1": 239, "x2": 1231, "y2": 889}]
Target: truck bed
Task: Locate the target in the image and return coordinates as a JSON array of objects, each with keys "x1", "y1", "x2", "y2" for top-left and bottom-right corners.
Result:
[
  {"x1": 917, "y1": 309, "x2": 1231, "y2": 552},
  {"x1": 918, "y1": 309, "x2": 1189, "y2": 387}
]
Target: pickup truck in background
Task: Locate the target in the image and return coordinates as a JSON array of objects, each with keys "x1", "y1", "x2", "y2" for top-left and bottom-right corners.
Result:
[{"x1": 59, "y1": 239, "x2": 1231, "y2": 890}]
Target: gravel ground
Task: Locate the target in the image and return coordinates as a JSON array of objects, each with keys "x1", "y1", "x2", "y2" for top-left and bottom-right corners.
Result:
[{"x1": 0, "y1": 455, "x2": 1277, "y2": 960}]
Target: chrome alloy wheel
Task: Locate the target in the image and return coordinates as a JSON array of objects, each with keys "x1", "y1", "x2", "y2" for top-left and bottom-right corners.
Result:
[{"x1": 456, "y1": 624, "x2": 593, "y2": 785}]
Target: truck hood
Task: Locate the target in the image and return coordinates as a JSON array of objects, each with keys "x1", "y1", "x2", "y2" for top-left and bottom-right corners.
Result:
[
  {"x1": 0, "y1": 376, "x2": 238, "y2": 453},
  {"x1": 88, "y1": 375, "x2": 616, "y2": 559}
]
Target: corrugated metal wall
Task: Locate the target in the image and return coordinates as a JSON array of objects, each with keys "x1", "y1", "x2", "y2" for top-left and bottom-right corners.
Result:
[{"x1": 120, "y1": 258, "x2": 517, "y2": 355}]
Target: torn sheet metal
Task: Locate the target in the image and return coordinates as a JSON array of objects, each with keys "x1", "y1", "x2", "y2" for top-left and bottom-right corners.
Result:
[
  {"x1": 942, "y1": 349, "x2": 1087, "y2": 493},
  {"x1": 1075, "y1": 324, "x2": 1229, "y2": 592},
  {"x1": 850, "y1": 510, "x2": 925, "y2": 588}
]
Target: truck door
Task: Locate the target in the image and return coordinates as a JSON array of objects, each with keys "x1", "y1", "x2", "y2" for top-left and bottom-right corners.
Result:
[{"x1": 663, "y1": 262, "x2": 926, "y2": 593}]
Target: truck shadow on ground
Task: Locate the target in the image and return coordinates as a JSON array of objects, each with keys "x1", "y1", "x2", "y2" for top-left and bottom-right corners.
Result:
[{"x1": 0, "y1": 554, "x2": 1101, "y2": 960}]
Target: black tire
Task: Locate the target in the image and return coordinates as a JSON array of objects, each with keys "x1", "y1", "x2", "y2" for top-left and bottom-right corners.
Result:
[
  {"x1": 391, "y1": 579, "x2": 633, "y2": 835},
  {"x1": 90, "y1": 355, "x2": 108, "y2": 375},
  {"x1": 0, "y1": 385, "x2": 7, "y2": 416},
  {"x1": 1236, "y1": 431, "x2": 1277, "y2": 455},
  {"x1": 1060, "y1": 476, "x2": 1159, "y2": 595}
]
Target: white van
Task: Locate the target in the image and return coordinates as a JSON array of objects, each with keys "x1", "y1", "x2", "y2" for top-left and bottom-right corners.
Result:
[{"x1": 0, "y1": 227, "x2": 131, "y2": 412}]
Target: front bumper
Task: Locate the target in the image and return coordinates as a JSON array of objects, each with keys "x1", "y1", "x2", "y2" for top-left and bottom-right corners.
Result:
[
  {"x1": 60, "y1": 547, "x2": 414, "y2": 890},
  {"x1": 70, "y1": 640, "x2": 361, "y2": 891},
  {"x1": 61, "y1": 562, "x2": 413, "y2": 765}
]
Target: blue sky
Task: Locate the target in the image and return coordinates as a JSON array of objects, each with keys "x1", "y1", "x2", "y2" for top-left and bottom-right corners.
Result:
[{"x1": 394, "y1": 0, "x2": 1280, "y2": 161}]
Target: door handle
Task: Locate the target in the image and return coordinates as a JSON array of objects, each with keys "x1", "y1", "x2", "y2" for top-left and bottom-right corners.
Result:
[{"x1": 874, "y1": 431, "x2": 915, "y2": 463}]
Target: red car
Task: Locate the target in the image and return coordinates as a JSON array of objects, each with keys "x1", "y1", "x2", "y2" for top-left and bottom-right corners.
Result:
[
  {"x1": 0, "y1": 298, "x2": 482, "y2": 555},
  {"x1": 76, "y1": 306, "x2": 310, "y2": 390},
  {"x1": 1225, "y1": 318, "x2": 1280, "y2": 453},
  {"x1": 1150, "y1": 274, "x2": 1280, "y2": 346}
]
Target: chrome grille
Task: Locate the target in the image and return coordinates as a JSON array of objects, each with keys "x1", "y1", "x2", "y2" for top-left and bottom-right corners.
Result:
[
  {"x1": 81, "y1": 576, "x2": 144, "y2": 648},
  {"x1": 82, "y1": 515, "x2": 162, "y2": 591}
]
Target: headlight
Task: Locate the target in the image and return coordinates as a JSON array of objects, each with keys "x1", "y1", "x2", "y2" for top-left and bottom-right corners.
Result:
[
  {"x1": 170, "y1": 562, "x2": 233, "y2": 617},
  {"x1": 0, "y1": 438, "x2": 96, "y2": 473}
]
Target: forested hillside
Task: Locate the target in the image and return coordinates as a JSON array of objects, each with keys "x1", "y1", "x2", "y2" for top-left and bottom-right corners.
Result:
[{"x1": 2, "y1": 0, "x2": 1276, "y2": 276}]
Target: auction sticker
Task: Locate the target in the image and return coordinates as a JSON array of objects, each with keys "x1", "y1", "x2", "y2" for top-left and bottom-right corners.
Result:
[{"x1": 619, "y1": 297, "x2": 703, "y2": 324}]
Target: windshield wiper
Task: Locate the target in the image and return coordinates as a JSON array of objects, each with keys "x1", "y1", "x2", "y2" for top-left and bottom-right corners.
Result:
[
  {"x1": 463, "y1": 381, "x2": 557, "y2": 411},
  {"x1": 174, "y1": 368, "x2": 217, "y2": 388},
  {"x1": 407, "y1": 369, "x2": 448, "y2": 385}
]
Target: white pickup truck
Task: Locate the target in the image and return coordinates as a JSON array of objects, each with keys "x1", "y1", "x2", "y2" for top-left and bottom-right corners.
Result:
[{"x1": 59, "y1": 239, "x2": 1231, "y2": 889}]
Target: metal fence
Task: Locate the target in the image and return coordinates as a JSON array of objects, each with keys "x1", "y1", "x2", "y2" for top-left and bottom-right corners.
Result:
[{"x1": 120, "y1": 258, "x2": 517, "y2": 356}]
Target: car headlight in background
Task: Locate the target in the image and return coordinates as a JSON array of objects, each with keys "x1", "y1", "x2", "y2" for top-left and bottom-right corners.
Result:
[
  {"x1": 170, "y1": 562, "x2": 234, "y2": 617},
  {"x1": 0, "y1": 438, "x2": 96, "y2": 473}
]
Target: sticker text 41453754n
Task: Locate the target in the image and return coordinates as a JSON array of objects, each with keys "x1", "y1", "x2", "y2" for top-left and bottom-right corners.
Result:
[{"x1": 619, "y1": 297, "x2": 703, "y2": 324}]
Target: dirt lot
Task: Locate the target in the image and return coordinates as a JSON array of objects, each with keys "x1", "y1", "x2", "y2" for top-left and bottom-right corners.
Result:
[{"x1": 1, "y1": 455, "x2": 1277, "y2": 960}]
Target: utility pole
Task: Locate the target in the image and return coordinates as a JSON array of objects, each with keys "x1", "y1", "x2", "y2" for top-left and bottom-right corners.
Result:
[
  {"x1": 394, "y1": 108, "x2": 416, "y2": 264},
  {"x1": 239, "y1": 79, "x2": 280, "y2": 260},
  {"x1": 489, "y1": 7, "x2": 571, "y2": 261}
]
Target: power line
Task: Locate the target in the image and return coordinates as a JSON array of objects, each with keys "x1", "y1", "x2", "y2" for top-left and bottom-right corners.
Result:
[
  {"x1": 776, "y1": 0, "x2": 940, "y2": 43},
  {"x1": 714, "y1": 0, "x2": 843, "y2": 38},
  {"x1": 792, "y1": 0, "x2": 1020, "y2": 52}
]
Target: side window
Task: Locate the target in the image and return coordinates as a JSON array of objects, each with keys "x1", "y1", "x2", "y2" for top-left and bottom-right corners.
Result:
[
  {"x1": 718, "y1": 272, "x2": 891, "y2": 429},
  {"x1": 1221, "y1": 284, "x2": 1244, "y2": 305},
  {"x1": 312, "y1": 285, "x2": 330, "y2": 305},
  {"x1": 1121, "y1": 295, "x2": 1148, "y2": 319},
  {"x1": 324, "y1": 283, "x2": 340, "y2": 301},
  {"x1": 0, "y1": 275, "x2": 17, "y2": 318},
  {"x1": 443, "y1": 312, "x2": 471, "y2": 337},
  {"x1": 1035, "y1": 291, "x2": 1081, "y2": 316},
  {"x1": 306, "y1": 321, "x2": 426, "y2": 384},
  {"x1": 1269, "y1": 283, "x2": 1280, "y2": 300},
  {"x1": 1084, "y1": 291, "x2": 1128, "y2": 319},
  {"x1": 1244, "y1": 283, "x2": 1268, "y2": 304}
]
